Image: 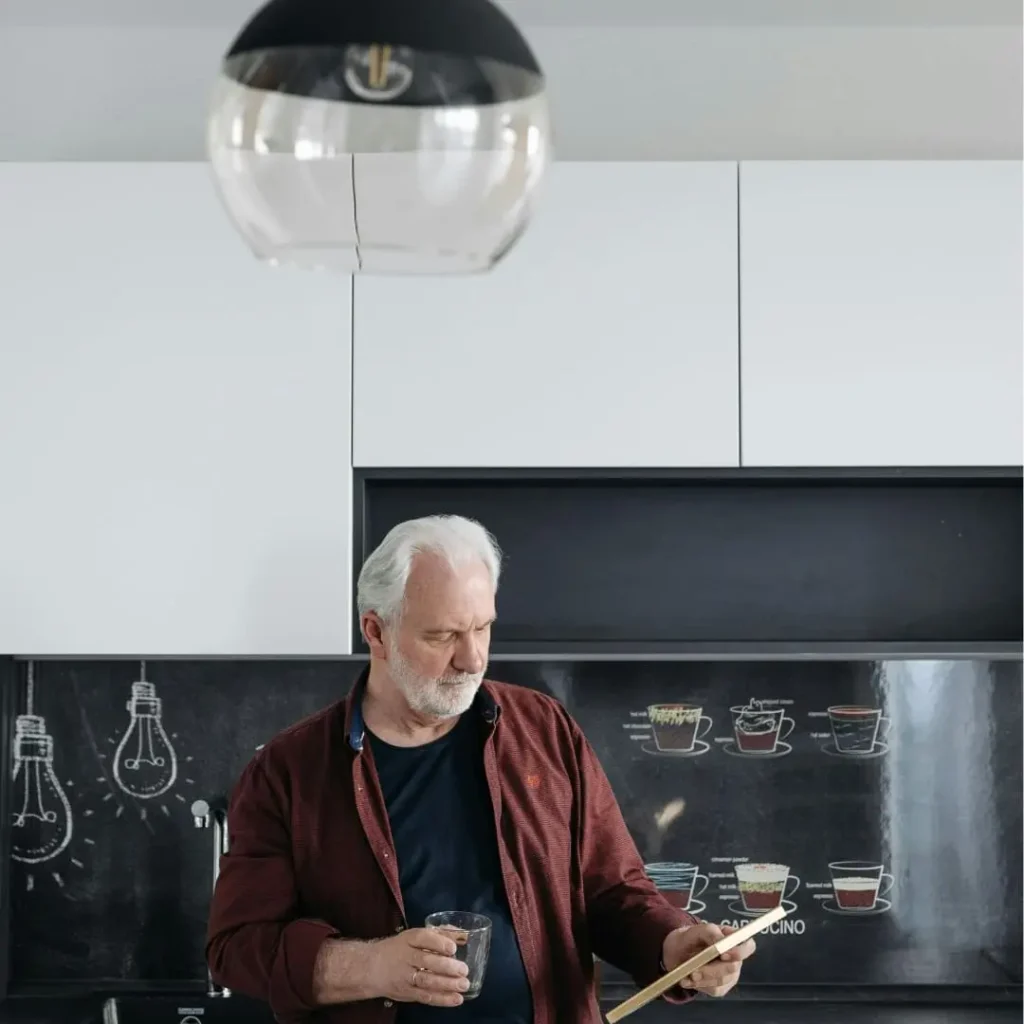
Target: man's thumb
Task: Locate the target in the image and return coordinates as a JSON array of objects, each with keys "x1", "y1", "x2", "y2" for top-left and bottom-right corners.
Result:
[{"x1": 697, "y1": 922, "x2": 725, "y2": 945}]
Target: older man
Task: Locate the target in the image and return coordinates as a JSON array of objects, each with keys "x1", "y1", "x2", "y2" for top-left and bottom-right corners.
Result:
[{"x1": 207, "y1": 514, "x2": 756, "y2": 1023}]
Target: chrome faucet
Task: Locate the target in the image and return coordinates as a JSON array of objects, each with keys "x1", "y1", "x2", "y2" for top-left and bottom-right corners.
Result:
[{"x1": 192, "y1": 798, "x2": 231, "y2": 998}]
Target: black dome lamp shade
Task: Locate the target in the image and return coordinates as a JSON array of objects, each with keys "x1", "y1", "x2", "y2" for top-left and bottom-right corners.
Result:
[{"x1": 206, "y1": 0, "x2": 552, "y2": 275}]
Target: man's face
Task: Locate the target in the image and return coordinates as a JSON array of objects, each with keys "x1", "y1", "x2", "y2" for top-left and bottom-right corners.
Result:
[{"x1": 384, "y1": 553, "x2": 496, "y2": 719}]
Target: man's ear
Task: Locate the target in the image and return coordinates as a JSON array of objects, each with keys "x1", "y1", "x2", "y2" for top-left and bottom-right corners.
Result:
[{"x1": 361, "y1": 612, "x2": 388, "y2": 657}]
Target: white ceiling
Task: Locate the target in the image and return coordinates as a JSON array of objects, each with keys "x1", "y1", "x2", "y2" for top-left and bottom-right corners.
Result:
[{"x1": 0, "y1": 0, "x2": 1020, "y2": 27}]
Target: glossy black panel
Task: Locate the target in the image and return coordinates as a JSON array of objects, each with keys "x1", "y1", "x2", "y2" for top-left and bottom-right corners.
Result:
[
  {"x1": 4, "y1": 660, "x2": 362, "y2": 989},
  {"x1": 0, "y1": 660, "x2": 13, "y2": 999},
  {"x1": 356, "y1": 470, "x2": 1024, "y2": 651},
  {"x1": 3, "y1": 659, "x2": 1020, "y2": 999},
  {"x1": 496, "y1": 660, "x2": 1024, "y2": 989}
]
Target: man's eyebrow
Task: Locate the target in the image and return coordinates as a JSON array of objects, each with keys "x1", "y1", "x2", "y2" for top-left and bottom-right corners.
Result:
[{"x1": 422, "y1": 617, "x2": 497, "y2": 633}]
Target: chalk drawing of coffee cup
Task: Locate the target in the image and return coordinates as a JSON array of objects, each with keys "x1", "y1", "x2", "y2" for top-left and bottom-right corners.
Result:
[
  {"x1": 645, "y1": 861, "x2": 709, "y2": 916},
  {"x1": 643, "y1": 704, "x2": 713, "y2": 757},
  {"x1": 730, "y1": 862, "x2": 800, "y2": 918},
  {"x1": 823, "y1": 706, "x2": 890, "y2": 758},
  {"x1": 823, "y1": 860, "x2": 893, "y2": 915},
  {"x1": 722, "y1": 699, "x2": 794, "y2": 757}
]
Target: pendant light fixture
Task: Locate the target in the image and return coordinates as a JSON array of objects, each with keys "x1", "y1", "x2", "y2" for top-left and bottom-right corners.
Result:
[{"x1": 206, "y1": 0, "x2": 552, "y2": 275}]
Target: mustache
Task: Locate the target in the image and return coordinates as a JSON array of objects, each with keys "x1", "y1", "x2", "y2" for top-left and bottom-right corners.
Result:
[{"x1": 437, "y1": 671, "x2": 484, "y2": 686}]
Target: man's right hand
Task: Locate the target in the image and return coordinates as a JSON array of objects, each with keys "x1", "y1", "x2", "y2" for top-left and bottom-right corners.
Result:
[
  {"x1": 374, "y1": 929, "x2": 468, "y2": 1007},
  {"x1": 369, "y1": 928, "x2": 471, "y2": 1007},
  {"x1": 313, "y1": 929, "x2": 470, "y2": 1007}
]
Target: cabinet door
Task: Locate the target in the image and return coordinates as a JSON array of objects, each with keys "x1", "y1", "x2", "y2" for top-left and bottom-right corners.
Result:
[
  {"x1": 740, "y1": 161, "x2": 1023, "y2": 467},
  {"x1": 0, "y1": 164, "x2": 353, "y2": 655},
  {"x1": 353, "y1": 162, "x2": 739, "y2": 467}
]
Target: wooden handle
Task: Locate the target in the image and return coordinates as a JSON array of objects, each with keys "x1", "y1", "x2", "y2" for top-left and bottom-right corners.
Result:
[{"x1": 604, "y1": 904, "x2": 788, "y2": 1023}]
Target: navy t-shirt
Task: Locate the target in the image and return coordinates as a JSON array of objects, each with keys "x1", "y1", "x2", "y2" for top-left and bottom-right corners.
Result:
[{"x1": 367, "y1": 712, "x2": 533, "y2": 1024}]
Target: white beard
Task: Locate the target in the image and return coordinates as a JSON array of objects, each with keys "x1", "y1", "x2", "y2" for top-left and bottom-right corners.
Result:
[{"x1": 387, "y1": 642, "x2": 484, "y2": 720}]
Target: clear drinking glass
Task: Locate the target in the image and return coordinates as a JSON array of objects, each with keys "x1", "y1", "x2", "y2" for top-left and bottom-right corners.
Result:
[{"x1": 425, "y1": 911, "x2": 492, "y2": 999}]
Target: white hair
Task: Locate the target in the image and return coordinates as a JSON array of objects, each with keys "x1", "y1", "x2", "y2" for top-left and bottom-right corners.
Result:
[{"x1": 356, "y1": 514, "x2": 502, "y2": 624}]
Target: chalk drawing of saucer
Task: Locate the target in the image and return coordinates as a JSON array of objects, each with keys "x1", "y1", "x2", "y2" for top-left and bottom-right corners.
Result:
[
  {"x1": 820, "y1": 740, "x2": 889, "y2": 759},
  {"x1": 684, "y1": 899, "x2": 707, "y2": 916},
  {"x1": 821, "y1": 897, "x2": 891, "y2": 916},
  {"x1": 727, "y1": 899, "x2": 798, "y2": 919},
  {"x1": 720, "y1": 740, "x2": 792, "y2": 759},
  {"x1": 641, "y1": 740, "x2": 711, "y2": 758}
]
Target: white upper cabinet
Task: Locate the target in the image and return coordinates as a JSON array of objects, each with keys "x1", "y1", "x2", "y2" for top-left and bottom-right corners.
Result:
[
  {"x1": 739, "y1": 161, "x2": 1023, "y2": 467},
  {"x1": 353, "y1": 162, "x2": 740, "y2": 467},
  {"x1": 0, "y1": 164, "x2": 353, "y2": 656}
]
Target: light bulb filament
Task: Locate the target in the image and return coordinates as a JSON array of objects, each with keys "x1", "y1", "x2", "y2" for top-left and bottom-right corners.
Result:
[
  {"x1": 368, "y1": 44, "x2": 392, "y2": 89},
  {"x1": 124, "y1": 716, "x2": 166, "y2": 770}
]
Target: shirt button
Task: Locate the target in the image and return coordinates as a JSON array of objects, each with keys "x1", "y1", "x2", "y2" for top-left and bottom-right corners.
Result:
[
  {"x1": 395, "y1": 925, "x2": 405, "y2": 933},
  {"x1": 384, "y1": 999, "x2": 394, "y2": 1008}
]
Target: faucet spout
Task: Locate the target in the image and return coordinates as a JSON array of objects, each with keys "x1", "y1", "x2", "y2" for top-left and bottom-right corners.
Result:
[{"x1": 192, "y1": 796, "x2": 231, "y2": 999}]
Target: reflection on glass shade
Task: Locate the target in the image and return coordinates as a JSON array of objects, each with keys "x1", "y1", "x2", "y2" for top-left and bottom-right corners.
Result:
[{"x1": 206, "y1": 0, "x2": 552, "y2": 274}]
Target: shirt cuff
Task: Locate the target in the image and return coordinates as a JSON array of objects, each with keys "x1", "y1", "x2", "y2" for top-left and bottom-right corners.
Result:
[
  {"x1": 272, "y1": 918, "x2": 341, "y2": 1016},
  {"x1": 633, "y1": 909, "x2": 697, "y2": 1005},
  {"x1": 656, "y1": 923, "x2": 701, "y2": 1005}
]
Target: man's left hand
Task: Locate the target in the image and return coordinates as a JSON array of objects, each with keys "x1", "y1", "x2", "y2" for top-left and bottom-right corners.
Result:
[{"x1": 661, "y1": 922, "x2": 756, "y2": 999}]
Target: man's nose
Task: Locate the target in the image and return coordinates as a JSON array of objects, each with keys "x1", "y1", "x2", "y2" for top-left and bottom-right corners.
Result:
[{"x1": 452, "y1": 632, "x2": 486, "y2": 674}]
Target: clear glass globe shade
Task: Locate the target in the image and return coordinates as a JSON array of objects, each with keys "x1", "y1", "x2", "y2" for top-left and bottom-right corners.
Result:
[{"x1": 206, "y1": 45, "x2": 552, "y2": 275}]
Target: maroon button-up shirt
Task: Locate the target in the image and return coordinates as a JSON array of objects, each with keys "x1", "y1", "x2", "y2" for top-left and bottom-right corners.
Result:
[{"x1": 206, "y1": 671, "x2": 696, "y2": 1022}]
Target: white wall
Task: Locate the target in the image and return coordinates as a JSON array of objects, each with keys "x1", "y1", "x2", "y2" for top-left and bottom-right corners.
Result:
[{"x1": 0, "y1": 25, "x2": 1019, "y2": 161}]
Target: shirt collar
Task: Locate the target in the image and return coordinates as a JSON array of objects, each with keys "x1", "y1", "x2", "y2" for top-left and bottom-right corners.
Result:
[{"x1": 344, "y1": 665, "x2": 500, "y2": 752}]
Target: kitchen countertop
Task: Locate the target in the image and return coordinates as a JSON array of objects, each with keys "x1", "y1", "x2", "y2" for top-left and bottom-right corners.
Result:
[
  {"x1": 598, "y1": 1004, "x2": 1023, "y2": 1024},
  {"x1": 0, "y1": 996, "x2": 1020, "y2": 1024}
]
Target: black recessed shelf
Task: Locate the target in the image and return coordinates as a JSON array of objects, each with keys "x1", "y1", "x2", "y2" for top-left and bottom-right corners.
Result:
[{"x1": 354, "y1": 467, "x2": 1023, "y2": 657}]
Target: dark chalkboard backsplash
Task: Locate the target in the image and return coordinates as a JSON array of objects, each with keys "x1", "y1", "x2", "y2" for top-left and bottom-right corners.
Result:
[{"x1": 6, "y1": 659, "x2": 1022, "y2": 993}]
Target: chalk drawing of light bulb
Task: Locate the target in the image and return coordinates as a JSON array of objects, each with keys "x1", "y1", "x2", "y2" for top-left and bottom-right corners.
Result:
[
  {"x1": 12, "y1": 714, "x2": 74, "y2": 864},
  {"x1": 112, "y1": 668, "x2": 177, "y2": 799}
]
